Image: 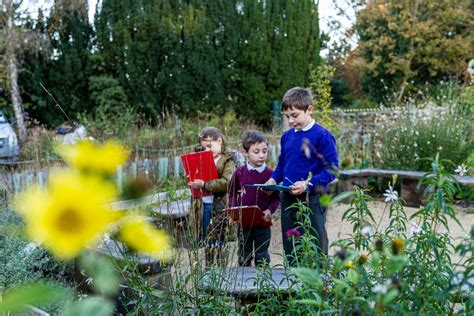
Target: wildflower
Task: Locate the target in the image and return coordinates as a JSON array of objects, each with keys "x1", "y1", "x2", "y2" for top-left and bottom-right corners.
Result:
[
  {"x1": 120, "y1": 216, "x2": 172, "y2": 261},
  {"x1": 14, "y1": 172, "x2": 118, "y2": 259},
  {"x1": 454, "y1": 164, "x2": 469, "y2": 177},
  {"x1": 383, "y1": 186, "x2": 399, "y2": 203},
  {"x1": 336, "y1": 249, "x2": 348, "y2": 260},
  {"x1": 451, "y1": 273, "x2": 463, "y2": 286},
  {"x1": 410, "y1": 222, "x2": 422, "y2": 236},
  {"x1": 391, "y1": 237, "x2": 405, "y2": 255},
  {"x1": 358, "y1": 254, "x2": 368, "y2": 264},
  {"x1": 57, "y1": 140, "x2": 128, "y2": 176},
  {"x1": 345, "y1": 260, "x2": 355, "y2": 269},
  {"x1": 390, "y1": 277, "x2": 401, "y2": 290},
  {"x1": 77, "y1": 293, "x2": 88, "y2": 300},
  {"x1": 375, "y1": 239, "x2": 384, "y2": 252},
  {"x1": 361, "y1": 224, "x2": 374, "y2": 236},
  {"x1": 285, "y1": 228, "x2": 302, "y2": 239},
  {"x1": 85, "y1": 277, "x2": 93, "y2": 285},
  {"x1": 373, "y1": 283, "x2": 388, "y2": 295},
  {"x1": 102, "y1": 233, "x2": 111, "y2": 243}
]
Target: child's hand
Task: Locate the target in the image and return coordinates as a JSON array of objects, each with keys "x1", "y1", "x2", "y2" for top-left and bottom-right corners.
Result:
[
  {"x1": 290, "y1": 181, "x2": 307, "y2": 195},
  {"x1": 264, "y1": 178, "x2": 276, "y2": 185},
  {"x1": 262, "y1": 210, "x2": 272, "y2": 222},
  {"x1": 189, "y1": 179, "x2": 205, "y2": 189},
  {"x1": 262, "y1": 178, "x2": 277, "y2": 194}
]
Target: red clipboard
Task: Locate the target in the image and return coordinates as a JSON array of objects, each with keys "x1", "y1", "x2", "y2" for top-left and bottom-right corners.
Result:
[
  {"x1": 225, "y1": 205, "x2": 272, "y2": 228},
  {"x1": 181, "y1": 151, "x2": 218, "y2": 198}
]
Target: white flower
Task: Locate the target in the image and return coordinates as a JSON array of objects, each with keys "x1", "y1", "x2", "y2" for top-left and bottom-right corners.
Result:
[
  {"x1": 410, "y1": 222, "x2": 422, "y2": 236},
  {"x1": 451, "y1": 273, "x2": 463, "y2": 286},
  {"x1": 102, "y1": 233, "x2": 111, "y2": 243},
  {"x1": 77, "y1": 293, "x2": 88, "y2": 301},
  {"x1": 373, "y1": 279, "x2": 392, "y2": 295},
  {"x1": 455, "y1": 164, "x2": 469, "y2": 177},
  {"x1": 361, "y1": 224, "x2": 374, "y2": 236},
  {"x1": 85, "y1": 277, "x2": 93, "y2": 285},
  {"x1": 383, "y1": 186, "x2": 399, "y2": 203}
]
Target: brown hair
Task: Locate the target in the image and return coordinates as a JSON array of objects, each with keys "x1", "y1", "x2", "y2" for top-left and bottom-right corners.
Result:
[
  {"x1": 282, "y1": 87, "x2": 313, "y2": 111},
  {"x1": 242, "y1": 130, "x2": 267, "y2": 151},
  {"x1": 198, "y1": 127, "x2": 226, "y2": 148}
]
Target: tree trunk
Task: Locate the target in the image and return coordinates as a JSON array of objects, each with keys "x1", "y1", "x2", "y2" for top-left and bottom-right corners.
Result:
[{"x1": 6, "y1": 0, "x2": 27, "y2": 142}]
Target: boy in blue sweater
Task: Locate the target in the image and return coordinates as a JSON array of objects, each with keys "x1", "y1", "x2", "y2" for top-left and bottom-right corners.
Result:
[{"x1": 265, "y1": 87, "x2": 339, "y2": 266}]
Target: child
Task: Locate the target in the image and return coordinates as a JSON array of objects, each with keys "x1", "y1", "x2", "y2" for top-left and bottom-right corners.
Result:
[
  {"x1": 228, "y1": 131, "x2": 280, "y2": 267},
  {"x1": 265, "y1": 87, "x2": 339, "y2": 266},
  {"x1": 189, "y1": 127, "x2": 236, "y2": 266}
]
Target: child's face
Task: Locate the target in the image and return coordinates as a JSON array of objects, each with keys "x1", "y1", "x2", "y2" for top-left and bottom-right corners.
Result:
[
  {"x1": 200, "y1": 137, "x2": 222, "y2": 157},
  {"x1": 244, "y1": 142, "x2": 268, "y2": 168},
  {"x1": 283, "y1": 106, "x2": 313, "y2": 130}
]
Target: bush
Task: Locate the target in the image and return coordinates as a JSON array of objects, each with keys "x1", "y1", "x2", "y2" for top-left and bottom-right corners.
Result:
[{"x1": 376, "y1": 102, "x2": 473, "y2": 172}]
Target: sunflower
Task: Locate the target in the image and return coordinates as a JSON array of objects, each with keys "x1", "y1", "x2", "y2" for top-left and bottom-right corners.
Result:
[
  {"x1": 14, "y1": 171, "x2": 119, "y2": 259},
  {"x1": 57, "y1": 140, "x2": 128, "y2": 176},
  {"x1": 119, "y1": 216, "x2": 172, "y2": 261}
]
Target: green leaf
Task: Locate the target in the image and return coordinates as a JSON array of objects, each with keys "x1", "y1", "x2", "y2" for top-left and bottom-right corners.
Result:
[
  {"x1": 0, "y1": 283, "x2": 65, "y2": 313},
  {"x1": 64, "y1": 297, "x2": 114, "y2": 316},
  {"x1": 387, "y1": 256, "x2": 408, "y2": 275},
  {"x1": 296, "y1": 298, "x2": 322, "y2": 306},
  {"x1": 79, "y1": 252, "x2": 120, "y2": 295},
  {"x1": 292, "y1": 268, "x2": 322, "y2": 289},
  {"x1": 347, "y1": 269, "x2": 359, "y2": 285},
  {"x1": 383, "y1": 289, "x2": 399, "y2": 305},
  {"x1": 329, "y1": 191, "x2": 354, "y2": 205},
  {"x1": 369, "y1": 253, "x2": 380, "y2": 271},
  {"x1": 319, "y1": 195, "x2": 332, "y2": 208}
]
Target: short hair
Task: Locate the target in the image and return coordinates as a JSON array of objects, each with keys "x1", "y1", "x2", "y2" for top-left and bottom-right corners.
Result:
[
  {"x1": 198, "y1": 127, "x2": 226, "y2": 146},
  {"x1": 242, "y1": 130, "x2": 267, "y2": 151},
  {"x1": 282, "y1": 87, "x2": 313, "y2": 111}
]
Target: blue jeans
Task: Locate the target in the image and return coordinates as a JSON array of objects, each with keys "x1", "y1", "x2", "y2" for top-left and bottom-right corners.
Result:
[{"x1": 203, "y1": 202, "x2": 212, "y2": 235}]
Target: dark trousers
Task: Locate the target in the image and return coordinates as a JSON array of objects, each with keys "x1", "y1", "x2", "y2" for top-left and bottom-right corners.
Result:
[
  {"x1": 280, "y1": 191, "x2": 328, "y2": 266},
  {"x1": 238, "y1": 226, "x2": 271, "y2": 267}
]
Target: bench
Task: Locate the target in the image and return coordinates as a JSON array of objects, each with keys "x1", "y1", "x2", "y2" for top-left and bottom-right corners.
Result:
[
  {"x1": 199, "y1": 267, "x2": 300, "y2": 312},
  {"x1": 338, "y1": 168, "x2": 474, "y2": 206}
]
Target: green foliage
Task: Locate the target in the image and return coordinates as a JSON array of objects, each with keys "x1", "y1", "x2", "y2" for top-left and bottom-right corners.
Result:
[
  {"x1": 80, "y1": 75, "x2": 138, "y2": 138},
  {"x1": 251, "y1": 161, "x2": 469, "y2": 314},
  {"x1": 377, "y1": 102, "x2": 473, "y2": 172},
  {"x1": 353, "y1": 0, "x2": 474, "y2": 102},
  {"x1": 309, "y1": 64, "x2": 336, "y2": 132},
  {"x1": 0, "y1": 207, "x2": 75, "y2": 314},
  {"x1": 17, "y1": 0, "x2": 321, "y2": 126}
]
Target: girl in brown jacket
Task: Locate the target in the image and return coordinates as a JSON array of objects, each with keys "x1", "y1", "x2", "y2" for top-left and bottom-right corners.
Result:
[{"x1": 189, "y1": 127, "x2": 236, "y2": 266}]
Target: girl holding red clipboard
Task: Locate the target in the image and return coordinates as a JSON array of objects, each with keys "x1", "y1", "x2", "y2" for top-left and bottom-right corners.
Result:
[{"x1": 187, "y1": 127, "x2": 236, "y2": 266}]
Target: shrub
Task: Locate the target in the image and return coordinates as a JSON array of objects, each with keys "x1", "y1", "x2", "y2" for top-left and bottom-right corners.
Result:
[{"x1": 376, "y1": 102, "x2": 473, "y2": 172}]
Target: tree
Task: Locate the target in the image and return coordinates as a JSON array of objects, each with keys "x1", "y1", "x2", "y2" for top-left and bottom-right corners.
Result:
[
  {"x1": 3, "y1": 0, "x2": 27, "y2": 141},
  {"x1": 353, "y1": 0, "x2": 474, "y2": 102}
]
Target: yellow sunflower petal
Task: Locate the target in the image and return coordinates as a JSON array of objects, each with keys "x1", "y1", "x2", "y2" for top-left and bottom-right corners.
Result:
[
  {"x1": 14, "y1": 171, "x2": 121, "y2": 259},
  {"x1": 56, "y1": 140, "x2": 129, "y2": 176},
  {"x1": 120, "y1": 217, "x2": 172, "y2": 261}
]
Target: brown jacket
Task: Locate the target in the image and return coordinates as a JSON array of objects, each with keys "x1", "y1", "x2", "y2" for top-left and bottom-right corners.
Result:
[{"x1": 191, "y1": 148, "x2": 236, "y2": 238}]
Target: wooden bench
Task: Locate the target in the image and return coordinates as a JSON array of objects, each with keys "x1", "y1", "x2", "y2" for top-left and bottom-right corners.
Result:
[
  {"x1": 199, "y1": 267, "x2": 300, "y2": 312},
  {"x1": 338, "y1": 168, "x2": 474, "y2": 206}
]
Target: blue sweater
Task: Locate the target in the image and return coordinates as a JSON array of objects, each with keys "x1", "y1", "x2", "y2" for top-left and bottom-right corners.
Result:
[{"x1": 272, "y1": 124, "x2": 339, "y2": 193}]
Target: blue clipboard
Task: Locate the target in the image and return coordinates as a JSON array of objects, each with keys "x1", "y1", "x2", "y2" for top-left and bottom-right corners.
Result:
[{"x1": 244, "y1": 184, "x2": 292, "y2": 192}]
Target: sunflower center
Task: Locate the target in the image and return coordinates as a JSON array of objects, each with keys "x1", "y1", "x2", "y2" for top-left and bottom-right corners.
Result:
[{"x1": 56, "y1": 208, "x2": 82, "y2": 233}]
